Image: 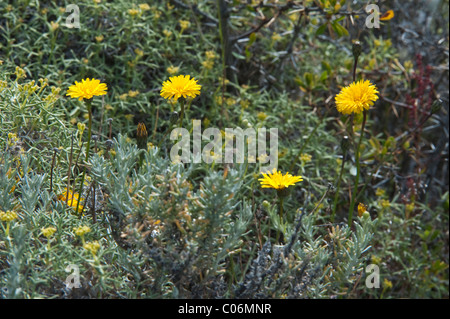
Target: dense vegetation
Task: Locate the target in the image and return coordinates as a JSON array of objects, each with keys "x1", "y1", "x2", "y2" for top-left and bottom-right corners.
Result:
[{"x1": 0, "y1": 0, "x2": 448, "y2": 298}]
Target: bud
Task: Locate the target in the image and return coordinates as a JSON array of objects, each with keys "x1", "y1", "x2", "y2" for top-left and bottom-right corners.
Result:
[
  {"x1": 362, "y1": 210, "x2": 370, "y2": 220},
  {"x1": 352, "y1": 41, "x2": 362, "y2": 60},
  {"x1": 105, "y1": 139, "x2": 114, "y2": 149},
  {"x1": 262, "y1": 200, "x2": 271, "y2": 210},
  {"x1": 169, "y1": 111, "x2": 179, "y2": 125},
  {"x1": 136, "y1": 122, "x2": 148, "y2": 149},
  {"x1": 431, "y1": 99, "x2": 443, "y2": 114},
  {"x1": 341, "y1": 135, "x2": 350, "y2": 153}
]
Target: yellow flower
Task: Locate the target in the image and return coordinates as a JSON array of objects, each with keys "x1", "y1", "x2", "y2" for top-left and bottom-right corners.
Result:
[
  {"x1": 257, "y1": 112, "x2": 268, "y2": 121},
  {"x1": 128, "y1": 8, "x2": 139, "y2": 16},
  {"x1": 95, "y1": 35, "x2": 104, "y2": 42},
  {"x1": 379, "y1": 199, "x2": 390, "y2": 209},
  {"x1": 73, "y1": 225, "x2": 91, "y2": 237},
  {"x1": 128, "y1": 90, "x2": 139, "y2": 98},
  {"x1": 167, "y1": 65, "x2": 180, "y2": 75},
  {"x1": 58, "y1": 188, "x2": 85, "y2": 213},
  {"x1": 380, "y1": 10, "x2": 394, "y2": 21},
  {"x1": 139, "y1": 3, "x2": 150, "y2": 11},
  {"x1": 66, "y1": 78, "x2": 107, "y2": 101},
  {"x1": 271, "y1": 32, "x2": 282, "y2": 42},
  {"x1": 163, "y1": 29, "x2": 173, "y2": 38},
  {"x1": 358, "y1": 203, "x2": 367, "y2": 217},
  {"x1": 15, "y1": 66, "x2": 26, "y2": 80},
  {"x1": 77, "y1": 122, "x2": 86, "y2": 133},
  {"x1": 179, "y1": 19, "x2": 190, "y2": 30},
  {"x1": 0, "y1": 210, "x2": 18, "y2": 222},
  {"x1": 153, "y1": 10, "x2": 161, "y2": 19},
  {"x1": 83, "y1": 241, "x2": 101, "y2": 255},
  {"x1": 383, "y1": 278, "x2": 393, "y2": 289},
  {"x1": 160, "y1": 75, "x2": 201, "y2": 101},
  {"x1": 375, "y1": 188, "x2": 385, "y2": 197},
  {"x1": 205, "y1": 50, "x2": 217, "y2": 60},
  {"x1": 335, "y1": 79, "x2": 379, "y2": 115},
  {"x1": 259, "y1": 168, "x2": 303, "y2": 190},
  {"x1": 202, "y1": 60, "x2": 214, "y2": 70},
  {"x1": 371, "y1": 255, "x2": 382, "y2": 265},
  {"x1": 134, "y1": 48, "x2": 144, "y2": 56},
  {"x1": 406, "y1": 202, "x2": 415, "y2": 214},
  {"x1": 50, "y1": 21, "x2": 59, "y2": 31},
  {"x1": 42, "y1": 226, "x2": 57, "y2": 238},
  {"x1": 300, "y1": 153, "x2": 312, "y2": 163}
]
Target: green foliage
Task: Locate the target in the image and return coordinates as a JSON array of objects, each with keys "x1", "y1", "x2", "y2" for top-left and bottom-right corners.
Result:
[{"x1": 0, "y1": 0, "x2": 448, "y2": 299}]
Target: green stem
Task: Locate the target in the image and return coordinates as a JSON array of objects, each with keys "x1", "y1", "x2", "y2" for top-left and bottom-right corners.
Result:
[
  {"x1": 348, "y1": 110, "x2": 367, "y2": 227},
  {"x1": 331, "y1": 153, "x2": 346, "y2": 222},
  {"x1": 76, "y1": 100, "x2": 92, "y2": 215},
  {"x1": 178, "y1": 99, "x2": 185, "y2": 128},
  {"x1": 276, "y1": 196, "x2": 285, "y2": 243}
]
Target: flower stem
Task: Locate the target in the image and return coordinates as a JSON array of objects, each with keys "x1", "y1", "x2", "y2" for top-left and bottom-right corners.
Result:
[
  {"x1": 76, "y1": 99, "x2": 92, "y2": 215},
  {"x1": 348, "y1": 110, "x2": 367, "y2": 227},
  {"x1": 178, "y1": 99, "x2": 185, "y2": 128},
  {"x1": 276, "y1": 196, "x2": 285, "y2": 243},
  {"x1": 331, "y1": 153, "x2": 346, "y2": 222}
]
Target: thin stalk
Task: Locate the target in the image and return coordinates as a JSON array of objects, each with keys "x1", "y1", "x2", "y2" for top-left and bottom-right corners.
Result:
[
  {"x1": 348, "y1": 110, "x2": 367, "y2": 227},
  {"x1": 49, "y1": 148, "x2": 57, "y2": 193},
  {"x1": 66, "y1": 132, "x2": 74, "y2": 205},
  {"x1": 76, "y1": 100, "x2": 93, "y2": 215},
  {"x1": 178, "y1": 99, "x2": 185, "y2": 128},
  {"x1": 276, "y1": 195, "x2": 285, "y2": 243},
  {"x1": 331, "y1": 152, "x2": 346, "y2": 222}
]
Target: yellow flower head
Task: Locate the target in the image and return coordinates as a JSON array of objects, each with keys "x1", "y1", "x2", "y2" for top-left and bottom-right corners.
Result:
[
  {"x1": 42, "y1": 226, "x2": 57, "y2": 238},
  {"x1": 128, "y1": 8, "x2": 139, "y2": 16},
  {"x1": 139, "y1": 3, "x2": 150, "y2": 11},
  {"x1": 167, "y1": 65, "x2": 180, "y2": 75},
  {"x1": 57, "y1": 188, "x2": 85, "y2": 213},
  {"x1": 383, "y1": 278, "x2": 393, "y2": 289},
  {"x1": 66, "y1": 78, "x2": 107, "y2": 101},
  {"x1": 163, "y1": 29, "x2": 173, "y2": 38},
  {"x1": 50, "y1": 21, "x2": 59, "y2": 31},
  {"x1": 358, "y1": 203, "x2": 367, "y2": 217},
  {"x1": 73, "y1": 225, "x2": 91, "y2": 237},
  {"x1": 0, "y1": 210, "x2": 18, "y2": 222},
  {"x1": 205, "y1": 50, "x2": 217, "y2": 60},
  {"x1": 300, "y1": 153, "x2": 312, "y2": 163},
  {"x1": 83, "y1": 241, "x2": 101, "y2": 255},
  {"x1": 259, "y1": 168, "x2": 303, "y2": 190},
  {"x1": 128, "y1": 90, "x2": 139, "y2": 98},
  {"x1": 160, "y1": 75, "x2": 201, "y2": 101},
  {"x1": 179, "y1": 19, "x2": 190, "y2": 30},
  {"x1": 380, "y1": 10, "x2": 394, "y2": 21},
  {"x1": 335, "y1": 79, "x2": 379, "y2": 115}
]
